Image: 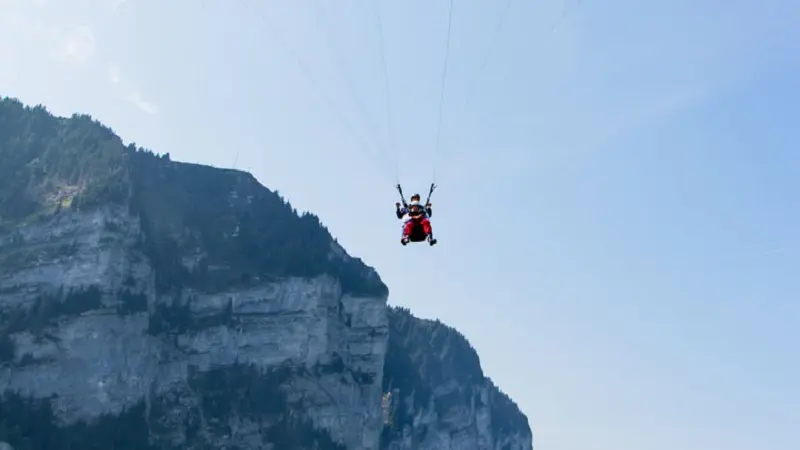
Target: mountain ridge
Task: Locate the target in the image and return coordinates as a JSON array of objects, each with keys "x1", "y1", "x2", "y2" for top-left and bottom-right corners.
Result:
[{"x1": 0, "y1": 96, "x2": 532, "y2": 450}]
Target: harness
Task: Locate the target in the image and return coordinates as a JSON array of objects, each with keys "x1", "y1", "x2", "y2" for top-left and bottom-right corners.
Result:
[{"x1": 396, "y1": 183, "x2": 436, "y2": 209}]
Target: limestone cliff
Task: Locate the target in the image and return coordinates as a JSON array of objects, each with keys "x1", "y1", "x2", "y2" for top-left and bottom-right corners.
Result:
[
  {"x1": 0, "y1": 97, "x2": 532, "y2": 449},
  {"x1": 380, "y1": 307, "x2": 532, "y2": 450}
]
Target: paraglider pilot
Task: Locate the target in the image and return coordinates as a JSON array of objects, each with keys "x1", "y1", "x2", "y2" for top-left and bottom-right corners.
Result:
[{"x1": 395, "y1": 193, "x2": 437, "y2": 246}]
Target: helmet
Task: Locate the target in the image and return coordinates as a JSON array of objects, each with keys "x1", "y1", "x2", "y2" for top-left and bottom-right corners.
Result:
[{"x1": 409, "y1": 200, "x2": 422, "y2": 208}]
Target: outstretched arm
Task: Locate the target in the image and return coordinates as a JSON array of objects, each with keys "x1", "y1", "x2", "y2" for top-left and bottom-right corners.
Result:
[
  {"x1": 425, "y1": 203, "x2": 433, "y2": 218},
  {"x1": 395, "y1": 203, "x2": 405, "y2": 219}
]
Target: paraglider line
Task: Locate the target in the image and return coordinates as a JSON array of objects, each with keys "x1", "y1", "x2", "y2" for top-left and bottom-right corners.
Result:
[
  {"x1": 236, "y1": 0, "x2": 395, "y2": 182},
  {"x1": 373, "y1": 0, "x2": 400, "y2": 182},
  {"x1": 550, "y1": 0, "x2": 584, "y2": 33},
  {"x1": 437, "y1": 0, "x2": 514, "y2": 178},
  {"x1": 313, "y1": 0, "x2": 393, "y2": 171},
  {"x1": 432, "y1": 0, "x2": 456, "y2": 181},
  {"x1": 462, "y1": 0, "x2": 514, "y2": 110}
]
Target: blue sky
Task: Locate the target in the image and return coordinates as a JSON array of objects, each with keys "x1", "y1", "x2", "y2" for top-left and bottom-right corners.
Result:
[{"x1": 2, "y1": 0, "x2": 799, "y2": 449}]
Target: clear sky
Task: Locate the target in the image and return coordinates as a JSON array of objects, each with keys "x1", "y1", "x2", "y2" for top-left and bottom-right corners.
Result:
[{"x1": 2, "y1": 0, "x2": 799, "y2": 449}]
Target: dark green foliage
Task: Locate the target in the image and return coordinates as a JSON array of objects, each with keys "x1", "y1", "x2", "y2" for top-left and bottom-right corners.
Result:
[
  {"x1": 188, "y1": 363, "x2": 293, "y2": 422},
  {"x1": 147, "y1": 301, "x2": 191, "y2": 335},
  {"x1": 265, "y1": 415, "x2": 347, "y2": 450},
  {"x1": 0, "y1": 394, "x2": 155, "y2": 450},
  {"x1": 0, "y1": 97, "x2": 129, "y2": 225},
  {"x1": 0, "y1": 239, "x2": 80, "y2": 272},
  {"x1": 351, "y1": 370, "x2": 376, "y2": 385},
  {"x1": 147, "y1": 298, "x2": 234, "y2": 335},
  {"x1": 60, "y1": 286, "x2": 103, "y2": 315},
  {"x1": 0, "y1": 333, "x2": 14, "y2": 362},
  {"x1": 187, "y1": 363, "x2": 346, "y2": 450},
  {"x1": 116, "y1": 290, "x2": 148, "y2": 315},
  {"x1": 145, "y1": 389, "x2": 201, "y2": 447},
  {"x1": 381, "y1": 306, "x2": 531, "y2": 446},
  {"x1": 310, "y1": 353, "x2": 378, "y2": 388},
  {"x1": 382, "y1": 306, "x2": 483, "y2": 396},
  {"x1": 129, "y1": 150, "x2": 386, "y2": 297},
  {"x1": 382, "y1": 335, "x2": 431, "y2": 410},
  {"x1": 0, "y1": 286, "x2": 101, "y2": 364},
  {"x1": 1, "y1": 96, "x2": 386, "y2": 298},
  {"x1": 314, "y1": 352, "x2": 346, "y2": 376},
  {"x1": 381, "y1": 306, "x2": 481, "y2": 439},
  {"x1": 487, "y1": 379, "x2": 531, "y2": 439},
  {"x1": 0, "y1": 286, "x2": 103, "y2": 337},
  {"x1": 0, "y1": 96, "x2": 391, "y2": 449},
  {"x1": 0, "y1": 366, "x2": 347, "y2": 450}
]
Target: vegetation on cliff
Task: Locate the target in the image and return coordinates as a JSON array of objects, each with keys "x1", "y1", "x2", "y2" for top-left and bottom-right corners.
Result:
[
  {"x1": 381, "y1": 306, "x2": 531, "y2": 445},
  {"x1": 0, "y1": 96, "x2": 387, "y2": 449},
  {"x1": 0, "y1": 396, "x2": 155, "y2": 450},
  {"x1": 0, "y1": 97, "x2": 530, "y2": 449},
  {"x1": 129, "y1": 150, "x2": 384, "y2": 296},
  {"x1": 0, "y1": 364, "x2": 345, "y2": 450},
  {"x1": 0, "y1": 98, "x2": 128, "y2": 229},
  {"x1": 0, "y1": 96, "x2": 386, "y2": 296}
]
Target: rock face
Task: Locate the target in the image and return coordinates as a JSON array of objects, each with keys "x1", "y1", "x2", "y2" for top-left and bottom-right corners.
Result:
[
  {"x1": 0, "y1": 97, "x2": 532, "y2": 449},
  {"x1": 380, "y1": 307, "x2": 532, "y2": 450}
]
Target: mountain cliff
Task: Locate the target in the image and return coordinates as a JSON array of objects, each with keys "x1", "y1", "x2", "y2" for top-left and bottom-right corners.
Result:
[
  {"x1": 380, "y1": 307, "x2": 531, "y2": 450},
  {"x1": 0, "y1": 97, "x2": 532, "y2": 450}
]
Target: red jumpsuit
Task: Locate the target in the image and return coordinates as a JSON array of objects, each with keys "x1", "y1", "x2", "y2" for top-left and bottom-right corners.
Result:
[{"x1": 403, "y1": 214, "x2": 432, "y2": 238}]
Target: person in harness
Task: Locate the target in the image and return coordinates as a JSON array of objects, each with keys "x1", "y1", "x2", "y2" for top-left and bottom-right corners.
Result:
[{"x1": 395, "y1": 193, "x2": 437, "y2": 246}]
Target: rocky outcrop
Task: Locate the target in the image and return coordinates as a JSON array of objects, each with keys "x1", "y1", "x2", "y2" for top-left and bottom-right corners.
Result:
[
  {"x1": 0, "y1": 203, "x2": 388, "y2": 449},
  {"x1": 380, "y1": 307, "x2": 532, "y2": 450},
  {"x1": 0, "y1": 97, "x2": 532, "y2": 449}
]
